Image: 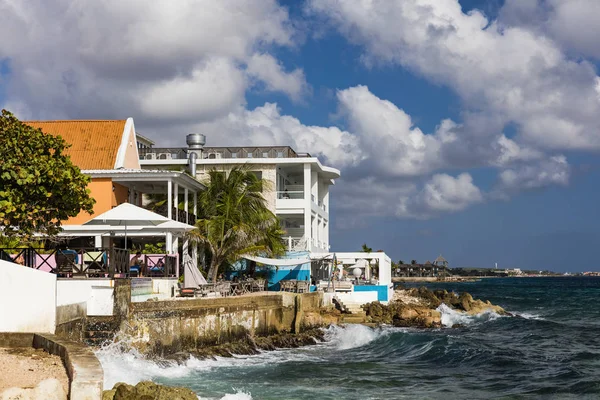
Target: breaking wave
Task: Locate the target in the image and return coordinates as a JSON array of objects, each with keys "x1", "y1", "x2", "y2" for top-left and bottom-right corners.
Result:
[{"x1": 437, "y1": 303, "x2": 503, "y2": 327}]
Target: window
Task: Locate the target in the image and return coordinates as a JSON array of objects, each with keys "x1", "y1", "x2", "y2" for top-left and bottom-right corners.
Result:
[
  {"x1": 262, "y1": 152, "x2": 269, "y2": 158},
  {"x1": 231, "y1": 152, "x2": 238, "y2": 158},
  {"x1": 247, "y1": 153, "x2": 253, "y2": 158},
  {"x1": 277, "y1": 151, "x2": 284, "y2": 158}
]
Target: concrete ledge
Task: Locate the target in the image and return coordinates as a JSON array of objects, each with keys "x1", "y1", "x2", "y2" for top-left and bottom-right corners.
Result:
[
  {"x1": 33, "y1": 333, "x2": 103, "y2": 400},
  {"x1": 0, "y1": 332, "x2": 34, "y2": 347}
]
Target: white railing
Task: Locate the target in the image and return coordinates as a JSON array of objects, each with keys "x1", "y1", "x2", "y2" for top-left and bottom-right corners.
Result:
[
  {"x1": 277, "y1": 190, "x2": 303, "y2": 200},
  {"x1": 286, "y1": 236, "x2": 308, "y2": 251}
]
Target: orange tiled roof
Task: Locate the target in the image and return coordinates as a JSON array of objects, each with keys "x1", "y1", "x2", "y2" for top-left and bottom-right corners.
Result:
[{"x1": 25, "y1": 120, "x2": 127, "y2": 170}]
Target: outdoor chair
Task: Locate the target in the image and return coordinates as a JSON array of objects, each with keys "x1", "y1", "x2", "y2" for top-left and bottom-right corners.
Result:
[
  {"x1": 296, "y1": 280, "x2": 309, "y2": 293},
  {"x1": 252, "y1": 279, "x2": 266, "y2": 292},
  {"x1": 55, "y1": 250, "x2": 78, "y2": 277}
]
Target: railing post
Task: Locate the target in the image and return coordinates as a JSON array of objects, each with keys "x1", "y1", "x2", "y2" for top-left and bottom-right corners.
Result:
[{"x1": 288, "y1": 236, "x2": 292, "y2": 251}]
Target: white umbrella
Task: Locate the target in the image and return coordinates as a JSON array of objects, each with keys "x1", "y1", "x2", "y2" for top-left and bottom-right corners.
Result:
[
  {"x1": 142, "y1": 220, "x2": 196, "y2": 235},
  {"x1": 84, "y1": 202, "x2": 169, "y2": 248}
]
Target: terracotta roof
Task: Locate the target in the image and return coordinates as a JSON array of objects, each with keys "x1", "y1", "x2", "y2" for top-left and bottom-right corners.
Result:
[{"x1": 25, "y1": 120, "x2": 127, "y2": 169}]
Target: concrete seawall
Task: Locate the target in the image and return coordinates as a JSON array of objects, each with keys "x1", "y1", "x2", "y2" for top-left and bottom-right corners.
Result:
[{"x1": 124, "y1": 291, "x2": 331, "y2": 356}]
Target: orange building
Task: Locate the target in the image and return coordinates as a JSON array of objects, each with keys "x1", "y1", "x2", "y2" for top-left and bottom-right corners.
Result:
[{"x1": 24, "y1": 119, "x2": 204, "y2": 227}]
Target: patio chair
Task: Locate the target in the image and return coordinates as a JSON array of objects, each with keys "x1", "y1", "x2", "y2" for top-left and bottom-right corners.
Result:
[
  {"x1": 252, "y1": 279, "x2": 266, "y2": 292},
  {"x1": 55, "y1": 250, "x2": 78, "y2": 277},
  {"x1": 296, "y1": 280, "x2": 309, "y2": 293}
]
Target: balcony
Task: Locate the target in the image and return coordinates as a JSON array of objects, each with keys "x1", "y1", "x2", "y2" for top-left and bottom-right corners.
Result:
[{"x1": 151, "y1": 205, "x2": 197, "y2": 225}]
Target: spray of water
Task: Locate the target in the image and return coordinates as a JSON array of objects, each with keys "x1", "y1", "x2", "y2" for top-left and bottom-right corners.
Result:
[{"x1": 437, "y1": 303, "x2": 503, "y2": 327}]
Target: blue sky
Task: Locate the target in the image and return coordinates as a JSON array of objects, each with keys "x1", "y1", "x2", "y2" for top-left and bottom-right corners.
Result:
[{"x1": 1, "y1": 0, "x2": 600, "y2": 272}]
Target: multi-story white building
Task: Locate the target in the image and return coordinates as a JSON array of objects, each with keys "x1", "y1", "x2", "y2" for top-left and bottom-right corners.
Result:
[{"x1": 138, "y1": 134, "x2": 340, "y2": 254}]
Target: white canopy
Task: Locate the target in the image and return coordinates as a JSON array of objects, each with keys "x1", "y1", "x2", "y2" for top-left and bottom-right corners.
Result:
[
  {"x1": 242, "y1": 255, "x2": 312, "y2": 266},
  {"x1": 84, "y1": 203, "x2": 169, "y2": 247},
  {"x1": 84, "y1": 203, "x2": 168, "y2": 226},
  {"x1": 142, "y1": 220, "x2": 195, "y2": 233}
]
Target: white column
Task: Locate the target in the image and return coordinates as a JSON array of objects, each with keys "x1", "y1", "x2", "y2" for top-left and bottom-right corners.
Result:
[
  {"x1": 184, "y1": 188, "x2": 189, "y2": 224},
  {"x1": 173, "y1": 183, "x2": 179, "y2": 251},
  {"x1": 165, "y1": 233, "x2": 172, "y2": 253},
  {"x1": 174, "y1": 183, "x2": 179, "y2": 221},
  {"x1": 303, "y1": 163, "x2": 311, "y2": 249},
  {"x1": 193, "y1": 191, "x2": 197, "y2": 216},
  {"x1": 167, "y1": 180, "x2": 173, "y2": 219}
]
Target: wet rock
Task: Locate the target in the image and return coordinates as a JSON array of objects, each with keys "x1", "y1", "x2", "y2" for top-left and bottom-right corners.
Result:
[
  {"x1": 103, "y1": 381, "x2": 197, "y2": 400},
  {"x1": 365, "y1": 286, "x2": 507, "y2": 328}
]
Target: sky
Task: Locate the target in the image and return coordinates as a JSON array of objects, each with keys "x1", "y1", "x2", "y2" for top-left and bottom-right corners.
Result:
[{"x1": 1, "y1": 0, "x2": 600, "y2": 272}]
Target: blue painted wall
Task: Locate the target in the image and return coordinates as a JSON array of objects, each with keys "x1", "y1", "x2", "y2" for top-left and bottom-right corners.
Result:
[{"x1": 354, "y1": 285, "x2": 389, "y2": 301}]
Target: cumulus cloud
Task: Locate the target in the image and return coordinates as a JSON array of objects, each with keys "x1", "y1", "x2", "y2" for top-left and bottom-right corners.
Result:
[
  {"x1": 194, "y1": 103, "x2": 365, "y2": 168},
  {"x1": 493, "y1": 155, "x2": 570, "y2": 198},
  {"x1": 307, "y1": 0, "x2": 600, "y2": 152},
  {"x1": 246, "y1": 53, "x2": 309, "y2": 101},
  {"x1": 501, "y1": 0, "x2": 600, "y2": 60},
  {"x1": 397, "y1": 173, "x2": 484, "y2": 219},
  {"x1": 0, "y1": 0, "x2": 303, "y2": 122}
]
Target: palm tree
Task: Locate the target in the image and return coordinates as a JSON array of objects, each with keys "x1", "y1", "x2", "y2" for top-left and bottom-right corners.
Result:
[
  {"x1": 190, "y1": 167, "x2": 286, "y2": 282},
  {"x1": 361, "y1": 243, "x2": 373, "y2": 253}
]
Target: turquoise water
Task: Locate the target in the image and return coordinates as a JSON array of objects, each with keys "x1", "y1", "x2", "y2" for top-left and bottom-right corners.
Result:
[{"x1": 97, "y1": 277, "x2": 600, "y2": 399}]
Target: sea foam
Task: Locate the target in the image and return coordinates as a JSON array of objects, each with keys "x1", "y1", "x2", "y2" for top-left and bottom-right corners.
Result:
[{"x1": 437, "y1": 303, "x2": 502, "y2": 327}]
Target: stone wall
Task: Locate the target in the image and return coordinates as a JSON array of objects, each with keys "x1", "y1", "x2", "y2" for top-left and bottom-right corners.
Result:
[{"x1": 125, "y1": 292, "x2": 330, "y2": 356}]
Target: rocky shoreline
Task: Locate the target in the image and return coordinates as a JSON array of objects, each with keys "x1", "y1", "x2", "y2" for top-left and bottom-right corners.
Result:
[
  {"x1": 363, "y1": 286, "x2": 508, "y2": 328},
  {"x1": 101, "y1": 287, "x2": 507, "y2": 399}
]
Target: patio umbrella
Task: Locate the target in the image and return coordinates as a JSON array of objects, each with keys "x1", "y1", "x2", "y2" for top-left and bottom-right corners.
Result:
[{"x1": 84, "y1": 202, "x2": 169, "y2": 248}]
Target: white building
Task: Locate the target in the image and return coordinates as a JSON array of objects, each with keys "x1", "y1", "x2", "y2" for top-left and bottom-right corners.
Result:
[{"x1": 138, "y1": 135, "x2": 340, "y2": 254}]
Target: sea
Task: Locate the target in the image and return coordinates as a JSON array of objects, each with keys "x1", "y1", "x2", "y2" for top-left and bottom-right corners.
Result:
[{"x1": 96, "y1": 277, "x2": 600, "y2": 399}]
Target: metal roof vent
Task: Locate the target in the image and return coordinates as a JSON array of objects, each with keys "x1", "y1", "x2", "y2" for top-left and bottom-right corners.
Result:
[{"x1": 186, "y1": 133, "x2": 206, "y2": 150}]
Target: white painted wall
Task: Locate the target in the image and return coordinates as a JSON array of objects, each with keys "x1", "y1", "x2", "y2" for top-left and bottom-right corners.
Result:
[
  {"x1": 56, "y1": 279, "x2": 114, "y2": 316},
  {"x1": 88, "y1": 286, "x2": 114, "y2": 316},
  {"x1": 152, "y1": 278, "x2": 178, "y2": 296},
  {"x1": 0, "y1": 260, "x2": 56, "y2": 333},
  {"x1": 323, "y1": 291, "x2": 378, "y2": 306}
]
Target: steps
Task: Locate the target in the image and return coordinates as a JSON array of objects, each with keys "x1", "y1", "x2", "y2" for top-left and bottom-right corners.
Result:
[
  {"x1": 83, "y1": 316, "x2": 119, "y2": 346},
  {"x1": 334, "y1": 296, "x2": 369, "y2": 324}
]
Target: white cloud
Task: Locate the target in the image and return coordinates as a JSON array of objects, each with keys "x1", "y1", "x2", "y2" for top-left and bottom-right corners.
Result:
[
  {"x1": 194, "y1": 102, "x2": 365, "y2": 168},
  {"x1": 501, "y1": 0, "x2": 600, "y2": 60},
  {"x1": 246, "y1": 53, "x2": 309, "y2": 101},
  {"x1": 336, "y1": 85, "x2": 446, "y2": 177},
  {"x1": 0, "y1": 0, "x2": 302, "y2": 122},
  {"x1": 139, "y1": 58, "x2": 246, "y2": 122},
  {"x1": 397, "y1": 173, "x2": 484, "y2": 219},
  {"x1": 493, "y1": 155, "x2": 570, "y2": 198},
  {"x1": 308, "y1": 0, "x2": 600, "y2": 152}
]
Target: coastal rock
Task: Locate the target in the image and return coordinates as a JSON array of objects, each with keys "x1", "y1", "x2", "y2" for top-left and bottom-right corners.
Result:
[
  {"x1": 365, "y1": 286, "x2": 507, "y2": 328},
  {"x1": 362, "y1": 302, "x2": 442, "y2": 328},
  {"x1": 103, "y1": 381, "x2": 197, "y2": 400}
]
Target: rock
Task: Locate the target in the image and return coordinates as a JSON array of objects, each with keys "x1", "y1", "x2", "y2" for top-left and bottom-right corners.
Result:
[
  {"x1": 103, "y1": 381, "x2": 197, "y2": 400},
  {"x1": 370, "y1": 286, "x2": 507, "y2": 328}
]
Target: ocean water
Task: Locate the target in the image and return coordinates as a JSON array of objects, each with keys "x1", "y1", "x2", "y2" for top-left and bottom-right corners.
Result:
[{"x1": 97, "y1": 277, "x2": 600, "y2": 399}]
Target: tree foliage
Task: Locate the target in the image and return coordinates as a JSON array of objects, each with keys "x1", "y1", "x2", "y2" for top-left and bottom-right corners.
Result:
[
  {"x1": 361, "y1": 243, "x2": 373, "y2": 253},
  {"x1": 0, "y1": 110, "x2": 95, "y2": 237},
  {"x1": 190, "y1": 167, "x2": 286, "y2": 282}
]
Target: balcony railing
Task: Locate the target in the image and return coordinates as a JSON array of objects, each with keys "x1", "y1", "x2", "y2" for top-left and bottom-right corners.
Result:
[
  {"x1": 284, "y1": 236, "x2": 307, "y2": 251},
  {"x1": 277, "y1": 190, "x2": 303, "y2": 200},
  {"x1": 0, "y1": 247, "x2": 131, "y2": 277},
  {"x1": 152, "y1": 205, "x2": 197, "y2": 225}
]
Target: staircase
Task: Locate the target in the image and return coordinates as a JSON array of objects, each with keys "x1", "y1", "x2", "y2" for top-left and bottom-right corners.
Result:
[
  {"x1": 334, "y1": 296, "x2": 368, "y2": 324},
  {"x1": 83, "y1": 316, "x2": 119, "y2": 346}
]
